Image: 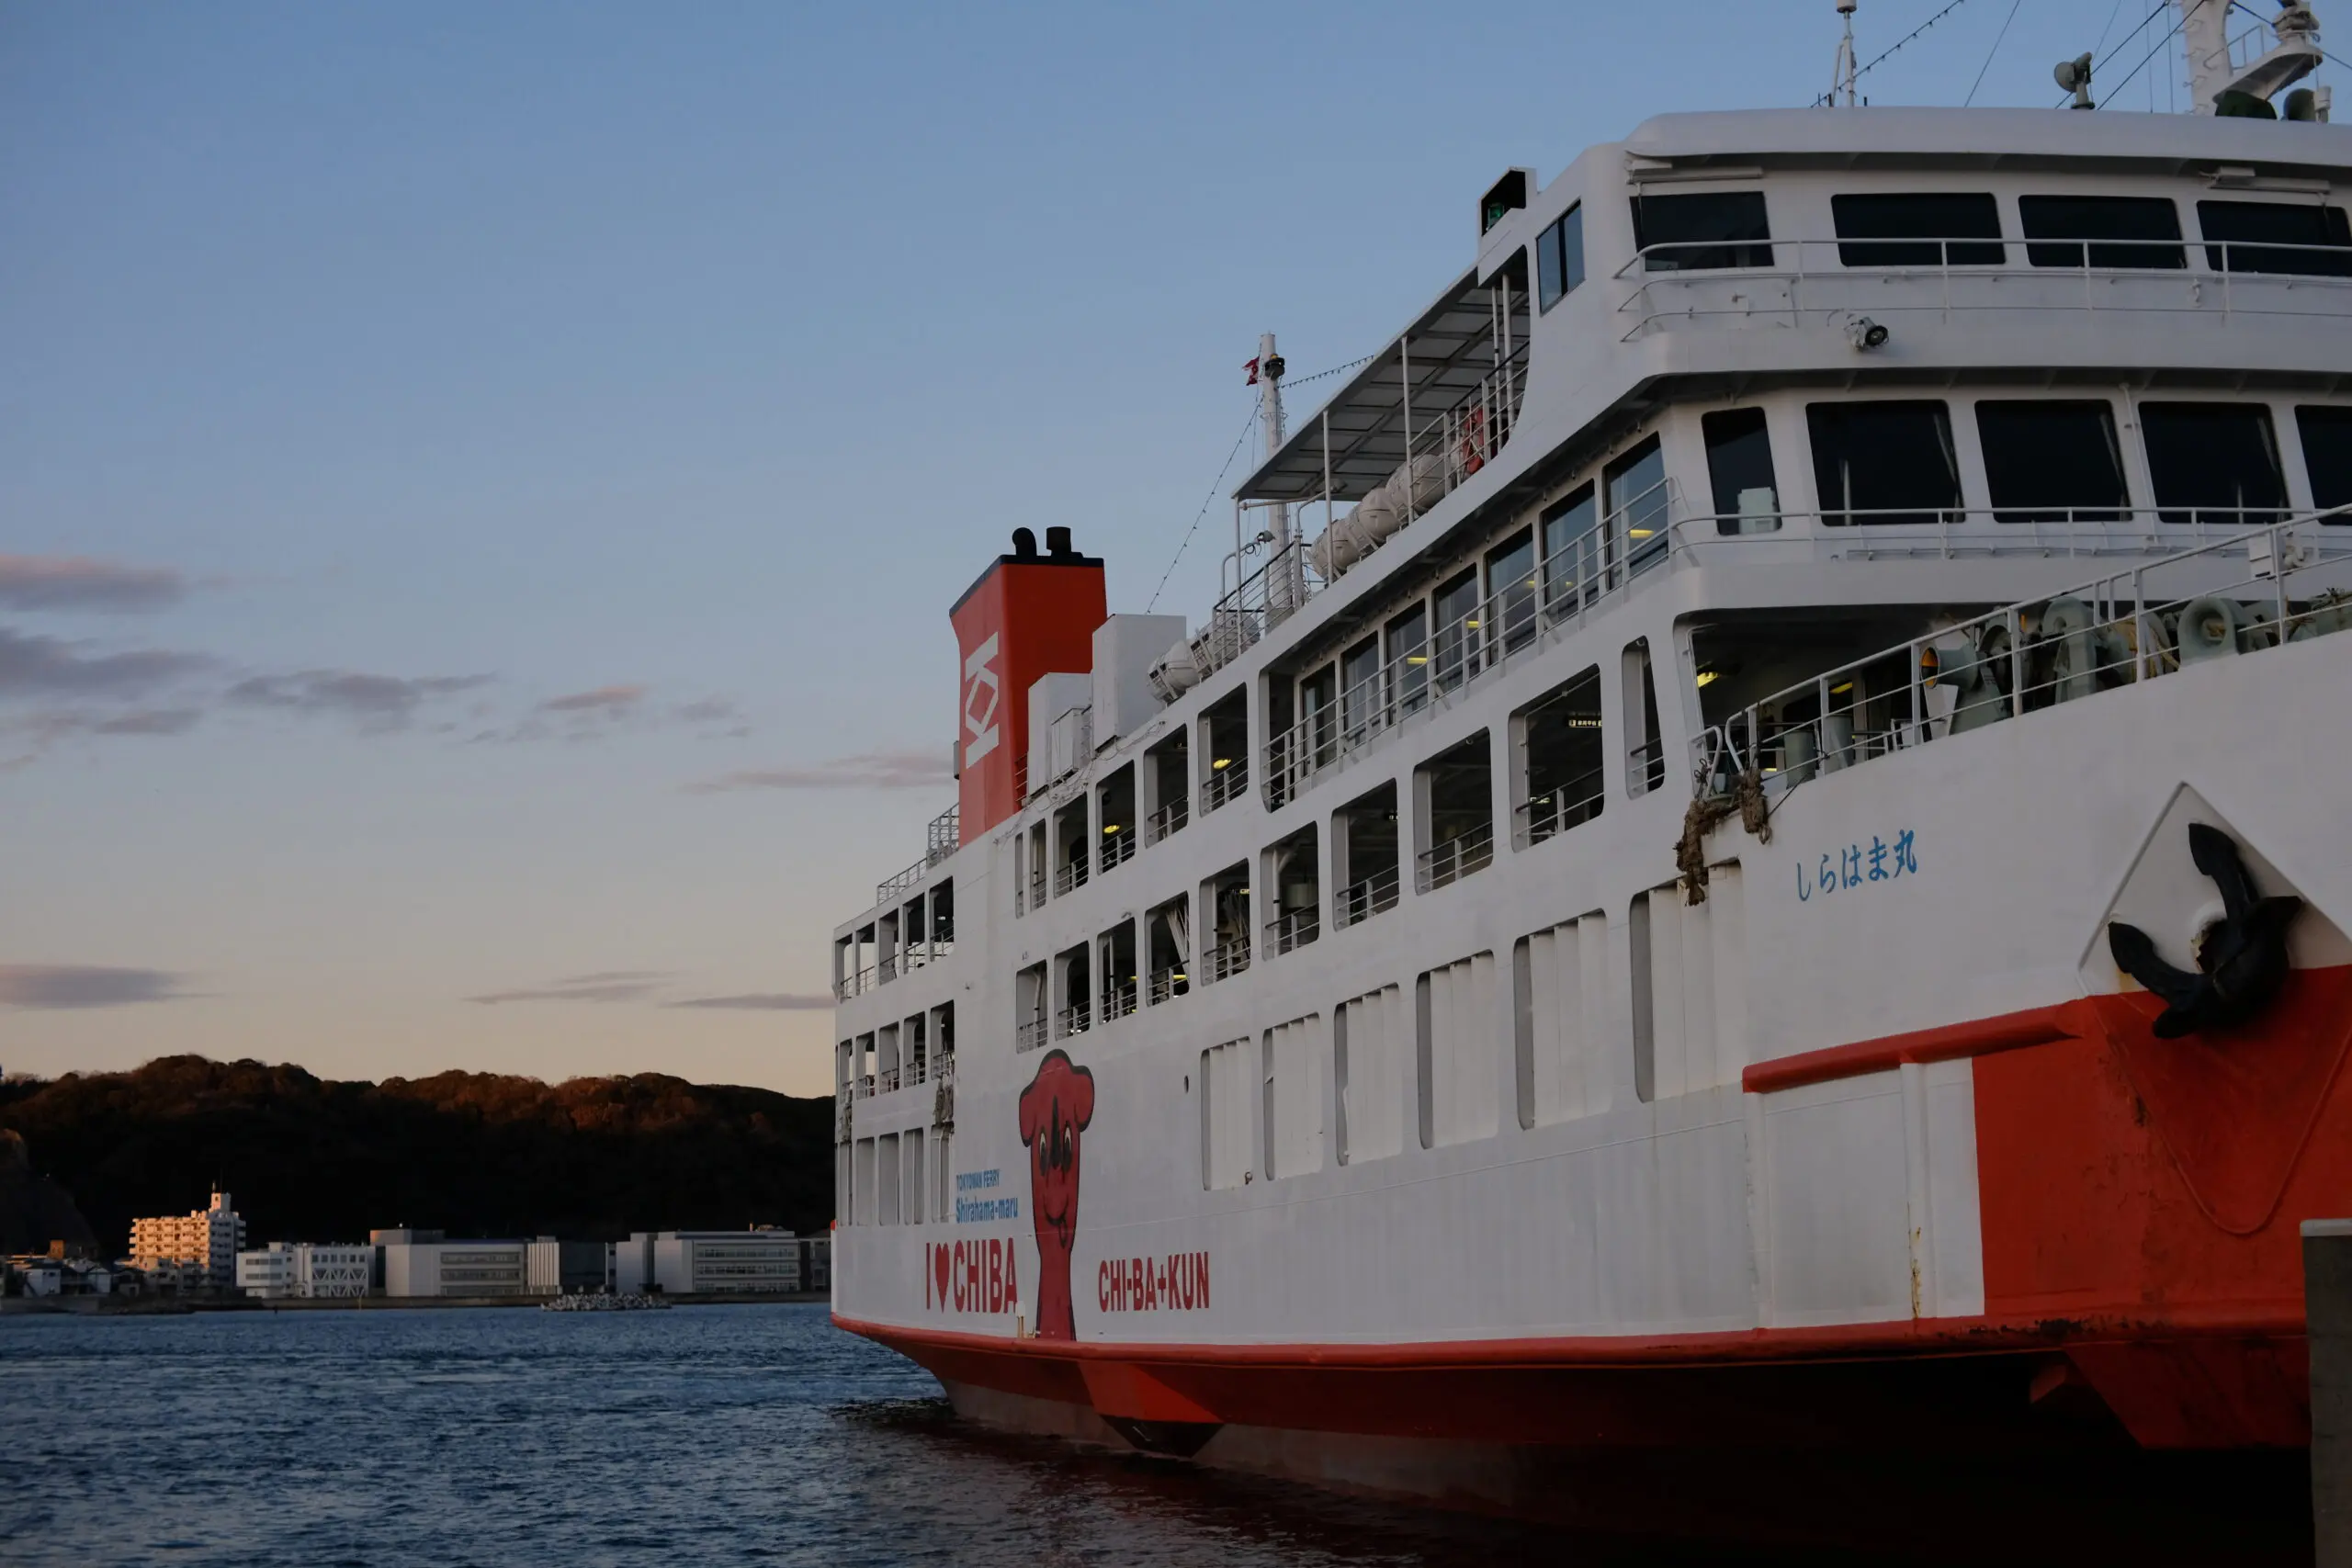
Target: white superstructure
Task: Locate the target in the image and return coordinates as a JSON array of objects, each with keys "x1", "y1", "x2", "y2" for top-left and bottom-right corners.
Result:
[{"x1": 826, "y1": 18, "x2": 2352, "y2": 1517}]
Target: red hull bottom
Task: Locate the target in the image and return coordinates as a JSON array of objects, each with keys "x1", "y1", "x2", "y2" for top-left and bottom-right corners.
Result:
[{"x1": 919, "y1": 1364, "x2": 2311, "y2": 1563}]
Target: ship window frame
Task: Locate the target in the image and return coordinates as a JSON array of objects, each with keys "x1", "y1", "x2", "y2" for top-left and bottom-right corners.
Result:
[
  {"x1": 2139, "y1": 401, "x2": 2289, "y2": 526},
  {"x1": 1805, "y1": 400, "x2": 1963, "y2": 527},
  {"x1": 2018, "y1": 194, "x2": 2185, "y2": 270},
  {"x1": 1536, "y1": 203, "x2": 1586, "y2": 310},
  {"x1": 2196, "y1": 199, "x2": 2352, "y2": 277},
  {"x1": 1830, "y1": 192, "x2": 2004, "y2": 267},
  {"x1": 2297, "y1": 405, "x2": 2352, "y2": 520},
  {"x1": 1631, "y1": 189, "x2": 1771, "y2": 273},
  {"x1": 1702, "y1": 407, "x2": 1780, "y2": 535},
  {"x1": 1973, "y1": 399, "x2": 2131, "y2": 525}
]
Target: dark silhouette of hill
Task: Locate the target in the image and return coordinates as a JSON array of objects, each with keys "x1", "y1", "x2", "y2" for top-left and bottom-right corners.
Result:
[
  {"x1": 0, "y1": 1128, "x2": 97, "y2": 1256},
  {"x1": 0, "y1": 1055, "x2": 834, "y2": 1254}
]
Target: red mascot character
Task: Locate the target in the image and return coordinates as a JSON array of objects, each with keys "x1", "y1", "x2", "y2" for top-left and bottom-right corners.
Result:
[{"x1": 1017, "y1": 1048, "x2": 1095, "y2": 1340}]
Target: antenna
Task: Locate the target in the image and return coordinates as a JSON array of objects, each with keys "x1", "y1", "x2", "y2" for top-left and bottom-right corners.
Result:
[
  {"x1": 1256, "y1": 332, "x2": 1297, "y2": 613},
  {"x1": 2054, "y1": 51, "x2": 2095, "y2": 110},
  {"x1": 1831, "y1": 0, "x2": 1860, "y2": 107},
  {"x1": 2174, "y1": 0, "x2": 2324, "y2": 115}
]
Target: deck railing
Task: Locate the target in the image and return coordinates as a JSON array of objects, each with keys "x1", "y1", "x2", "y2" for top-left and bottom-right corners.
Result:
[
  {"x1": 1148, "y1": 964, "x2": 1190, "y2": 1004},
  {"x1": 1515, "y1": 767, "x2": 1607, "y2": 849},
  {"x1": 1417, "y1": 824, "x2": 1495, "y2": 894},
  {"x1": 1690, "y1": 512, "x2": 2352, "y2": 805},
  {"x1": 1265, "y1": 908, "x2": 1319, "y2": 955},
  {"x1": 1334, "y1": 866, "x2": 1401, "y2": 930},
  {"x1": 1098, "y1": 829, "x2": 1136, "y2": 874},
  {"x1": 1205, "y1": 935, "x2": 1251, "y2": 984},
  {"x1": 1015, "y1": 1017, "x2": 1049, "y2": 1054},
  {"x1": 1146, "y1": 797, "x2": 1188, "y2": 843}
]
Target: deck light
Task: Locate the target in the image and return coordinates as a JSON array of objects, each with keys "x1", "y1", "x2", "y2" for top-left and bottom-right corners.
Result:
[
  {"x1": 1407, "y1": 655, "x2": 1429, "y2": 665},
  {"x1": 1213, "y1": 757, "x2": 1231, "y2": 769},
  {"x1": 1103, "y1": 824, "x2": 1122, "y2": 834},
  {"x1": 1695, "y1": 670, "x2": 1721, "y2": 687},
  {"x1": 1847, "y1": 315, "x2": 1890, "y2": 351}
]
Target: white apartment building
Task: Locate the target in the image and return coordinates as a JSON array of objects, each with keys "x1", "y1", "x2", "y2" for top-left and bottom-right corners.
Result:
[
  {"x1": 128, "y1": 1191, "x2": 245, "y2": 1288},
  {"x1": 236, "y1": 1241, "x2": 377, "y2": 1299},
  {"x1": 615, "y1": 1229, "x2": 817, "y2": 1295}
]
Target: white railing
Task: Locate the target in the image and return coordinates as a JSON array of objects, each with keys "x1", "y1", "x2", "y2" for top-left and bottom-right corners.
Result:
[
  {"x1": 1692, "y1": 513, "x2": 2352, "y2": 804},
  {"x1": 1334, "y1": 866, "x2": 1400, "y2": 929},
  {"x1": 1265, "y1": 908, "x2": 1318, "y2": 954},
  {"x1": 1615, "y1": 233, "x2": 2352, "y2": 343},
  {"x1": 1097, "y1": 980, "x2": 1138, "y2": 1022},
  {"x1": 1205, "y1": 935, "x2": 1250, "y2": 983},
  {"x1": 1055, "y1": 1001, "x2": 1091, "y2": 1039},
  {"x1": 1148, "y1": 964, "x2": 1190, "y2": 1004},
  {"x1": 1203, "y1": 759, "x2": 1250, "y2": 812},
  {"x1": 1515, "y1": 768, "x2": 1606, "y2": 849},
  {"x1": 1053, "y1": 858, "x2": 1088, "y2": 897},
  {"x1": 833, "y1": 964, "x2": 880, "y2": 1002},
  {"x1": 1417, "y1": 824, "x2": 1495, "y2": 894},
  {"x1": 1015, "y1": 1017, "x2": 1049, "y2": 1053},
  {"x1": 1098, "y1": 829, "x2": 1136, "y2": 874},
  {"x1": 1146, "y1": 797, "x2": 1188, "y2": 842}
]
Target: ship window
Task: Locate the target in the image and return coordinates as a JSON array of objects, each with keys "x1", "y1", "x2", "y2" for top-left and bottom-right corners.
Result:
[
  {"x1": 1262, "y1": 825, "x2": 1319, "y2": 956},
  {"x1": 2018, "y1": 195, "x2": 2183, "y2": 270},
  {"x1": 1415, "y1": 731, "x2": 1494, "y2": 893},
  {"x1": 1975, "y1": 400, "x2": 2129, "y2": 524},
  {"x1": 1702, "y1": 409, "x2": 1779, "y2": 534},
  {"x1": 1333, "y1": 781, "x2": 1400, "y2": 930},
  {"x1": 1806, "y1": 401, "x2": 1961, "y2": 525},
  {"x1": 1622, "y1": 639, "x2": 1666, "y2": 797},
  {"x1": 1607, "y1": 437, "x2": 1669, "y2": 574},
  {"x1": 1430, "y1": 568, "x2": 1482, "y2": 694},
  {"x1": 1536, "y1": 203, "x2": 1586, "y2": 310},
  {"x1": 1632, "y1": 190, "x2": 1771, "y2": 272},
  {"x1": 1146, "y1": 894, "x2": 1192, "y2": 1003},
  {"x1": 1145, "y1": 728, "x2": 1189, "y2": 842},
  {"x1": 1386, "y1": 604, "x2": 1430, "y2": 716},
  {"x1": 1514, "y1": 666, "x2": 1605, "y2": 848},
  {"x1": 1485, "y1": 530, "x2": 1537, "y2": 656},
  {"x1": 1541, "y1": 483, "x2": 1600, "y2": 611},
  {"x1": 1340, "y1": 637, "x2": 1382, "y2": 748},
  {"x1": 2140, "y1": 403, "x2": 2287, "y2": 525},
  {"x1": 2198, "y1": 201, "x2": 2352, "y2": 277},
  {"x1": 1204, "y1": 863, "x2": 1250, "y2": 982},
  {"x1": 1831, "y1": 193, "x2": 2003, "y2": 266},
  {"x1": 2298, "y1": 407, "x2": 2352, "y2": 518}
]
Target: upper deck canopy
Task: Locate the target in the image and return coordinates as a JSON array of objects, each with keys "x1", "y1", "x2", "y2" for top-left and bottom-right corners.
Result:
[{"x1": 1236, "y1": 267, "x2": 1518, "y2": 506}]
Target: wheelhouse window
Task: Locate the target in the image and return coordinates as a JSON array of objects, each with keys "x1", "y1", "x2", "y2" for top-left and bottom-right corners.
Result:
[
  {"x1": 1974, "y1": 400, "x2": 2129, "y2": 524},
  {"x1": 2140, "y1": 403, "x2": 2287, "y2": 525},
  {"x1": 1536, "y1": 203, "x2": 1585, "y2": 310},
  {"x1": 1806, "y1": 401, "x2": 1961, "y2": 526},
  {"x1": 1702, "y1": 408, "x2": 1779, "y2": 534},
  {"x1": 1831, "y1": 193, "x2": 2002, "y2": 266},
  {"x1": 2299, "y1": 407, "x2": 2352, "y2": 518},
  {"x1": 2019, "y1": 195, "x2": 2184, "y2": 269},
  {"x1": 2198, "y1": 200, "x2": 2352, "y2": 277},
  {"x1": 1632, "y1": 190, "x2": 1770, "y2": 272}
]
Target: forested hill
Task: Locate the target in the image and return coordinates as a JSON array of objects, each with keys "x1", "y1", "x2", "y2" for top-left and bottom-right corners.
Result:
[{"x1": 0, "y1": 1055, "x2": 834, "y2": 1255}]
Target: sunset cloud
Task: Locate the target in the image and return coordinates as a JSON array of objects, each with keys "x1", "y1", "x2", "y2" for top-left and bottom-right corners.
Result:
[
  {"x1": 665, "y1": 991, "x2": 834, "y2": 1010},
  {"x1": 466, "y1": 970, "x2": 671, "y2": 1006},
  {"x1": 228, "y1": 670, "x2": 492, "y2": 730},
  {"x1": 0, "y1": 964, "x2": 197, "y2": 1010},
  {"x1": 684, "y1": 748, "x2": 950, "y2": 794},
  {"x1": 0, "y1": 554, "x2": 187, "y2": 614},
  {"x1": 0, "y1": 626, "x2": 214, "y2": 701},
  {"x1": 540, "y1": 684, "x2": 647, "y2": 716}
]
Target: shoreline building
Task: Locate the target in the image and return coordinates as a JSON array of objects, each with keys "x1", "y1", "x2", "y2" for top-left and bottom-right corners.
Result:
[
  {"x1": 616, "y1": 1228, "x2": 821, "y2": 1295},
  {"x1": 376, "y1": 1231, "x2": 605, "y2": 1297},
  {"x1": 235, "y1": 1241, "x2": 376, "y2": 1300},
  {"x1": 129, "y1": 1191, "x2": 245, "y2": 1289}
]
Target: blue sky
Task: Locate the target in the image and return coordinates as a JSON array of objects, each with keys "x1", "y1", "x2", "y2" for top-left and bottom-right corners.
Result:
[{"x1": 1, "y1": 1, "x2": 2310, "y2": 1093}]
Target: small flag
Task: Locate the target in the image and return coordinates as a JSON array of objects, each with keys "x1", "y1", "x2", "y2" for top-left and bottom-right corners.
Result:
[{"x1": 1244, "y1": 356, "x2": 1260, "y2": 386}]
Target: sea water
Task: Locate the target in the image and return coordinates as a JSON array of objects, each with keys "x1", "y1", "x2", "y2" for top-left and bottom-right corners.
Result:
[{"x1": 0, "y1": 1303, "x2": 1782, "y2": 1567}]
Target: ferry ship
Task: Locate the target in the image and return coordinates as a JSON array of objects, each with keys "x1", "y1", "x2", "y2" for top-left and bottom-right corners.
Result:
[{"x1": 828, "y1": 2, "x2": 2351, "y2": 1540}]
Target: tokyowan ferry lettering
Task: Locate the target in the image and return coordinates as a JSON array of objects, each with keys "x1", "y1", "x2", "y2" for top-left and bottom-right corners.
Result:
[{"x1": 1096, "y1": 1252, "x2": 1210, "y2": 1314}]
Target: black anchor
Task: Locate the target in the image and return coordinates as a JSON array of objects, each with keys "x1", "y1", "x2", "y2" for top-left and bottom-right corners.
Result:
[{"x1": 2107, "y1": 822, "x2": 2302, "y2": 1040}]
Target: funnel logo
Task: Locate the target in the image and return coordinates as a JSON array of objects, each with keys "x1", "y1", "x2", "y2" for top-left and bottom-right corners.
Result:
[{"x1": 962, "y1": 633, "x2": 1001, "y2": 767}]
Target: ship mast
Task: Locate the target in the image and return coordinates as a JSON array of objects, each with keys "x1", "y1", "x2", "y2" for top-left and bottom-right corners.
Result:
[
  {"x1": 1258, "y1": 331, "x2": 1299, "y2": 613},
  {"x1": 1831, "y1": 0, "x2": 1860, "y2": 108},
  {"x1": 2174, "y1": 0, "x2": 2325, "y2": 114}
]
